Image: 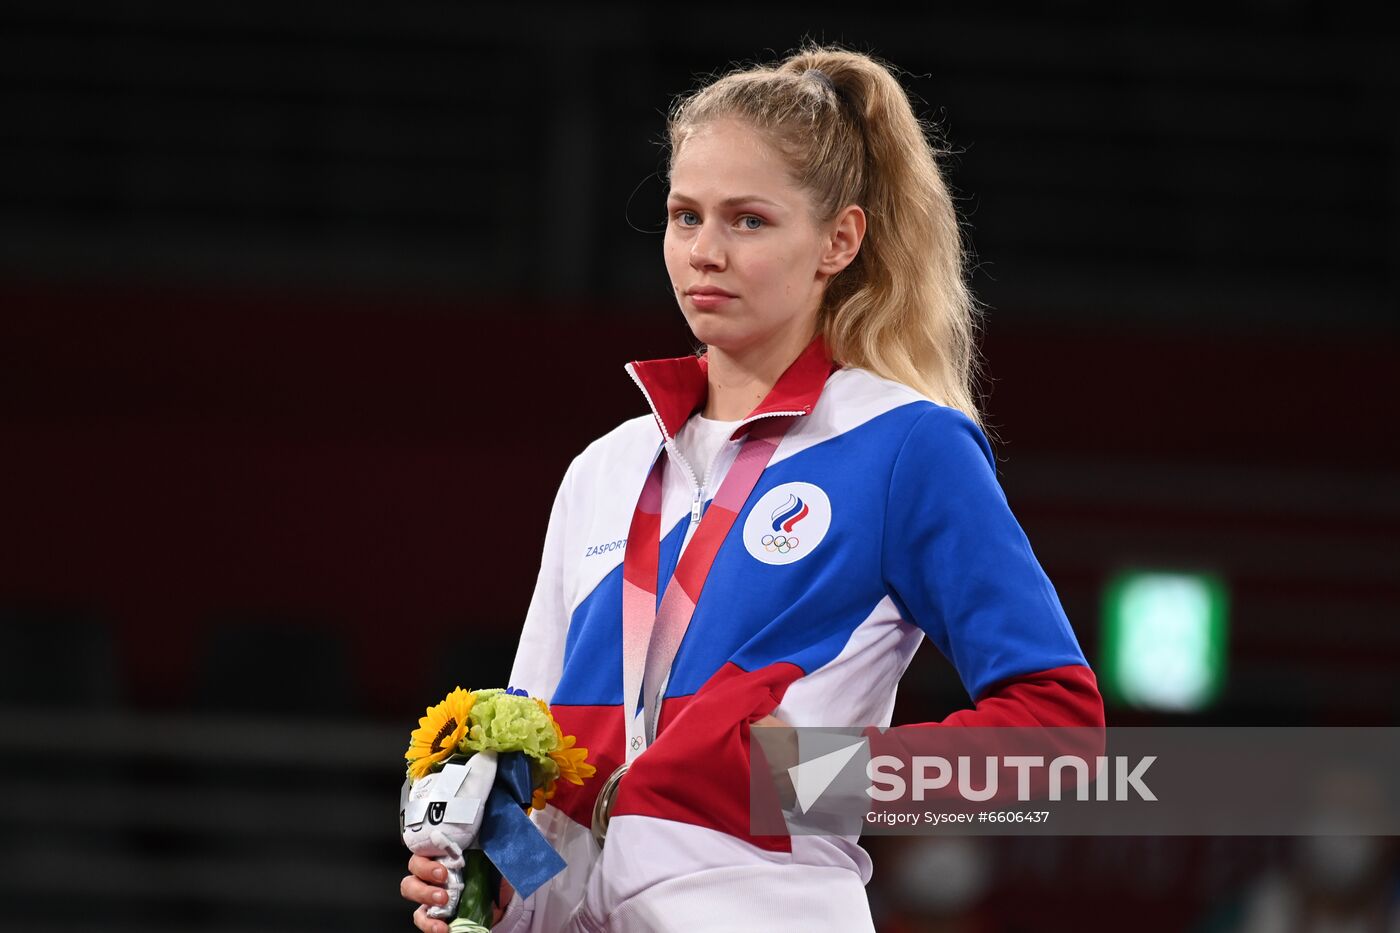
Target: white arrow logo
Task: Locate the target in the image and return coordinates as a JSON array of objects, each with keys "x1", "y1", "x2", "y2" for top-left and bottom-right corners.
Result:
[{"x1": 788, "y1": 740, "x2": 865, "y2": 814}]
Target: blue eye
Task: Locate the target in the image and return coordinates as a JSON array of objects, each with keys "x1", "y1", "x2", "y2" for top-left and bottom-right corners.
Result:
[{"x1": 671, "y1": 210, "x2": 764, "y2": 230}]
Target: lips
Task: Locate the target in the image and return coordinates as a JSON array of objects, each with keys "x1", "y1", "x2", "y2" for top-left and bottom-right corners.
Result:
[
  {"x1": 687, "y1": 287, "x2": 736, "y2": 297},
  {"x1": 687, "y1": 289, "x2": 735, "y2": 309}
]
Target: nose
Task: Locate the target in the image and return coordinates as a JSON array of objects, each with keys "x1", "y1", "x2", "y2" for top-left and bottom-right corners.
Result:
[{"x1": 689, "y1": 223, "x2": 725, "y2": 272}]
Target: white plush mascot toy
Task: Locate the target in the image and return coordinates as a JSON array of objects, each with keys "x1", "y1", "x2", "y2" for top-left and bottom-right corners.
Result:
[{"x1": 399, "y1": 750, "x2": 498, "y2": 921}]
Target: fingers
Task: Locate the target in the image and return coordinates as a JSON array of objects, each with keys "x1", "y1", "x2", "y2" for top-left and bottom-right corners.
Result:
[
  {"x1": 401, "y1": 873, "x2": 451, "y2": 909},
  {"x1": 493, "y1": 875, "x2": 515, "y2": 923},
  {"x1": 409, "y1": 853, "x2": 449, "y2": 884},
  {"x1": 403, "y1": 855, "x2": 452, "y2": 930},
  {"x1": 401, "y1": 872, "x2": 451, "y2": 906},
  {"x1": 413, "y1": 903, "x2": 451, "y2": 933},
  {"x1": 754, "y1": 712, "x2": 791, "y2": 727}
]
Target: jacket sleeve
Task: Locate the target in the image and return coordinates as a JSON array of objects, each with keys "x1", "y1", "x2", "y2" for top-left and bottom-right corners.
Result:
[
  {"x1": 880, "y1": 405, "x2": 1104, "y2": 728},
  {"x1": 507, "y1": 455, "x2": 578, "y2": 704},
  {"x1": 494, "y1": 459, "x2": 583, "y2": 933}
]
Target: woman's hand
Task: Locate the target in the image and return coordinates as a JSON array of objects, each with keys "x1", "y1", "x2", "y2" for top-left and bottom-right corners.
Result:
[
  {"x1": 401, "y1": 855, "x2": 515, "y2": 931},
  {"x1": 752, "y1": 712, "x2": 798, "y2": 810},
  {"x1": 496, "y1": 878, "x2": 515, "y2": 923},
  {"x1": 402, "y1": 854, "x2": 451, "y2": 933}
]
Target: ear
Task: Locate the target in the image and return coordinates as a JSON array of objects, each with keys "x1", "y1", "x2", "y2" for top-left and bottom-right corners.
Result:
[{"x1": 817, "y1": 204, "x2": 866, "y2": 278}]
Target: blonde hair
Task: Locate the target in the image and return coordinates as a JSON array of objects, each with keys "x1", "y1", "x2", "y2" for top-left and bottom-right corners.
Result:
[{"x1": 665, "y1": 40, "x2": 988, "y2": 432}]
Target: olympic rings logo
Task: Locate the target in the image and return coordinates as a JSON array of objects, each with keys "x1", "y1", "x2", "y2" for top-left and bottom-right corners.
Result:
[
  {"x1": 746, "y1": 484, "x2": 828, "y2": 564},
  {"x1": 760, "y1": 534, "x2": 800, "y2": 554}
]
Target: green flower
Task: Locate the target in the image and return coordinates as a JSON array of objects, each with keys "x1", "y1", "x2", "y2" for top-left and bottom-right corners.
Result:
[{"x1": 460, "y1": 690, "x2": 559, "y2": 762}]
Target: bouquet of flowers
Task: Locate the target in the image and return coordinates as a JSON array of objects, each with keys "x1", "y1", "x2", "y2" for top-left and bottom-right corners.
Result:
[{"x1": 399, "y1": 686, "x2": 596, "y2": 933}]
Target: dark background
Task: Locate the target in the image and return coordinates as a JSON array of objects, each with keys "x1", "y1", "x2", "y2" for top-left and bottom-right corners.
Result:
[{"x1": 1, "y1": 2, "x2": 1396, "y2": 931}]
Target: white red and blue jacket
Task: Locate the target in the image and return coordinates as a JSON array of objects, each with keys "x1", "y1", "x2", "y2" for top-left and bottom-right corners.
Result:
[{"x1": 499, "y1": 334, "x2": 1103, "y2": 931}]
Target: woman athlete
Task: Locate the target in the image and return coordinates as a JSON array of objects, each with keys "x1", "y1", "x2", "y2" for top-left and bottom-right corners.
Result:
[{"x1": 402, "y1": 41, "x2": 1103, "y2": 932}]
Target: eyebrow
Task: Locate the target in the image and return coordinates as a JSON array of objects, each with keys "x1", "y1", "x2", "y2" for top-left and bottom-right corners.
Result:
[{"x1": 666, "y1": 193, "x2": 784, "y2": 209}]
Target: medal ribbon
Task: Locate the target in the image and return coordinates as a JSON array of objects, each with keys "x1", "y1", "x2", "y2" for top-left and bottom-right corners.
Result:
[{"x1": 620, "y1": 414, "x2": 797, "y2": 764}]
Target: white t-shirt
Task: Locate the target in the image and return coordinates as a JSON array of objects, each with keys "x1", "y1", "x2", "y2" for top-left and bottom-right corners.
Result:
[{"x1": 673, "y1": 412, "x2": 742, "y2": 489}]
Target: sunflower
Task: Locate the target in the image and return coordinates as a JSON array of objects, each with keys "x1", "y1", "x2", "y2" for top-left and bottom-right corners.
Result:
[
  {"x1": 405, "y1": 686, "x2": 475, "y2": 781},
  {"x1": 535, "y1": 698, "x2": 597, "y2": 787}
]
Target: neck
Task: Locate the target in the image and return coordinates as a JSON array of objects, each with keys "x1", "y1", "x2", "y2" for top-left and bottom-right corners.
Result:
[{"x1": 702, "y1": 324, "x2": 817, "y2": 420}]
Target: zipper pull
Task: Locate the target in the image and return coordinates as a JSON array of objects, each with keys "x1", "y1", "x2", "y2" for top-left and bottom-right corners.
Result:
[{"x1": 691, "y1": 487, "x2": 704, "y2": 523}]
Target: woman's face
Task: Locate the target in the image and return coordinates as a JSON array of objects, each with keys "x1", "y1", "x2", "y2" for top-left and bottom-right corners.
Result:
[{"x1": 664, "y1": 117, "x2": 861, "y2": 356}]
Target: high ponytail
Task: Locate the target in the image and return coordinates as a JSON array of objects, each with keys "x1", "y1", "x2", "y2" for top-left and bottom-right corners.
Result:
[{"x1": 666, "y1": 40, "x2": 988, "y2": 432}]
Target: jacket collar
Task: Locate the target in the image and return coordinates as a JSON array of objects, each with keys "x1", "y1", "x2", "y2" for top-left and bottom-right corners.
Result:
[{"x1": 625, "y1": 332, "x2": 838, "y2": 441}]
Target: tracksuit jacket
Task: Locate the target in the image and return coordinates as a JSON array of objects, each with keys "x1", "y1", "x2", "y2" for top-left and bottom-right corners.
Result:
[{"x1": 498, "y1": 334, "x2": 1103, "y2": 932}]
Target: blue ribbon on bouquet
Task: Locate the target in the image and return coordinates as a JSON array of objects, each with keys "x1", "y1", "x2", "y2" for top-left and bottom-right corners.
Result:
[{"x1": 478, "y1": 750, "x2": 567, "y2": 899}]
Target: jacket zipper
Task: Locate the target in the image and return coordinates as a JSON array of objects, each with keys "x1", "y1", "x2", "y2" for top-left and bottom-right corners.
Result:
[
  {"x1": 692, "y1": 408, "x2": 807, "y2": 523},
  {"x1": 625, "y1": 364, "x2": 807, "y2": 526}
]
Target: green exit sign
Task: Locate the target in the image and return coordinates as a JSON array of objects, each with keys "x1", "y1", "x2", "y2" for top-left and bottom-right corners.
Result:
[{"x1": 1101, "y1": 570, "x2": 1228, "y2": 712}]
